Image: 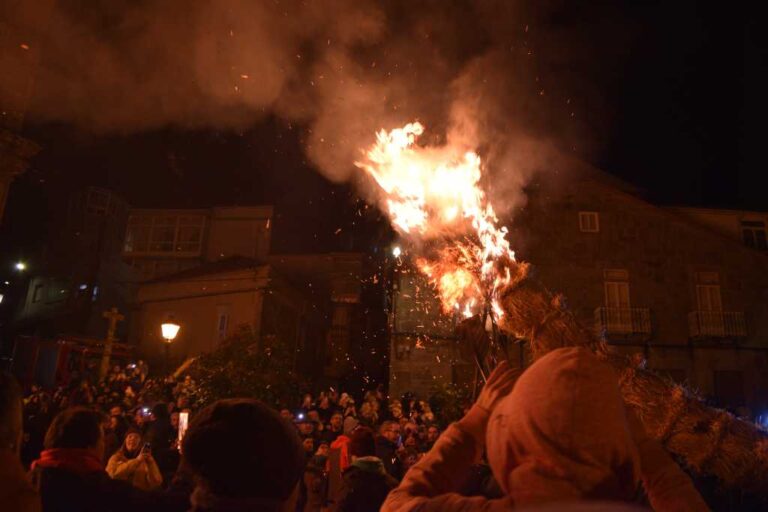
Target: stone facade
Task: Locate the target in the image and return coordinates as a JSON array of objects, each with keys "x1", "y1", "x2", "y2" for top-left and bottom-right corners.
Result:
[{"x1": 389, "y1": 161, "x2": 768, "y2": 414}]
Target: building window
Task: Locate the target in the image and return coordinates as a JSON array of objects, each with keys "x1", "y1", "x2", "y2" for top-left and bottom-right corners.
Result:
[
  {"x1": 216, "y1": 305, "x2": 230, "y2": 342},
  {"x1": 603, "y1": 269, "x2": 631, "y2": 332},
  {"x1": 695, "y1": 271, "x2": 722, "y2": 312},
  {"x1": 579, "y1": 211, "x2": 600, "y2": 232},
  {"x1": 124, "y1": 214, "x2": 205, "y2": 255},
  {"x1": 32, "y1": 284, "x2": 44, "y2": 303},
  {"x1": 741, "y1": 220, "x2": 767, "y2": 250}
]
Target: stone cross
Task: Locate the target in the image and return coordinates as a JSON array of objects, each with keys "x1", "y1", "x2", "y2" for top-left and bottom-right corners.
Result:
[{"x1": 98, "y1": 307, "x2": 125, "y2": 380}]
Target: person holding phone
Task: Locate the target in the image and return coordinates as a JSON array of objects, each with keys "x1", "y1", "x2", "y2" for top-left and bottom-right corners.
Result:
[{"x1": 106, "y1": 429, "x2": 163, "y2": 491}]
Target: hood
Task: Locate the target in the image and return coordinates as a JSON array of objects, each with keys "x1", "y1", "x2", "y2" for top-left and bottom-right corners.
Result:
[
  {"x1": 350, "y1": 456, "x2": 387, "y2": 475},
  {"x1": 486, "y1": 347, "x2": 640, "y2": 505}
]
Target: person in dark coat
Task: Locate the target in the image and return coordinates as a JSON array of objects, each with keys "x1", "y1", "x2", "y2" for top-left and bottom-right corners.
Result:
[
  {"x1": 29, "y1": 407, "x2": 186, "y2": 512},
  {"x1": 336, "y1": 427, "x2": 397, "y2": 512},
  {"x1": 375, "y1": 421, "x2": 403, "y2": 480},
  {"x1": 143, "y1": 403, "x2": 178, "y2": 482}
]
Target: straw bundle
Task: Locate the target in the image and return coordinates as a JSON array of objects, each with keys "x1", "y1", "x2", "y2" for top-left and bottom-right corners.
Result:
[{"x1": 488, "y1": 260, "x2": 768, "y2": 493}]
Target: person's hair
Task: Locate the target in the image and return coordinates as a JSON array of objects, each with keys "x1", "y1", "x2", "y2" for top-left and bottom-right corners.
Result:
[
  {"x1": 349, "y1": 426, "x2": 376, "y2": 457},
  {"x1": 183, "y1": 398, "x2": 304, "y2": 501},
  {"x1": 0, "y1": 372, "x2": 23, "y2": 450},
  {"x1": 44, "y1": 407, "x2": 104, "y2": 449},
  {"x1": 379, "y1": 420, "x2": 398, "y2": 435}
]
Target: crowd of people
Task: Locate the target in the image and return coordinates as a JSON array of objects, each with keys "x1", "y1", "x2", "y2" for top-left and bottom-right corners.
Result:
[
  {"x1": 11, "y1": 360, "x2": 450, "y2": 511},
  {"x1": 0, "y1": 349, "x2": 718, "y2": 512}
]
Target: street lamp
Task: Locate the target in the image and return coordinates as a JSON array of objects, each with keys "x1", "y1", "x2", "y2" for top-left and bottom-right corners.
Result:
[
  {"x1": 14, "y1": 261, "x2": 26, "y2": 271},
  {"x1": 161, "y1": 321, "x2": 180, "y2": 374},
  {"x1": 392, "y1": 246, "x2": 402, "y2": 258}
]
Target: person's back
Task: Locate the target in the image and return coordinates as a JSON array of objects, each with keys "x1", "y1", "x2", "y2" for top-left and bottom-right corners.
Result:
[
  {"x1": 0, "y1": 372, "x2": 40, "y2": 512},
  {"x1": 383, "y1": 351, "x2": 710, "y2": 512},
  {"x1": 337, "y1": 427, "x2": 397, "y2": 512}
]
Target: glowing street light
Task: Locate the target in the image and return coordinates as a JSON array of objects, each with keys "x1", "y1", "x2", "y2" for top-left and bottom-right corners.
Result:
[
  {"x1": 161, "y1": 322, "x2": 181, "y2": 343},
  {"x1": 14, "y1": 261, "x2": 26, "y2": 271},
  {"x1": 392, "y1": 246, "x2": 402, "y2": 258},
  {"x1": 161, "y1": 321, "x2": 180, "y2": 375}
]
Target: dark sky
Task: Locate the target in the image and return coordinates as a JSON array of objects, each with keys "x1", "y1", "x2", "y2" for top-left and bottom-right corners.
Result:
[{"x1": 4, "y1": 1, "x2": 767, "y2": 258}]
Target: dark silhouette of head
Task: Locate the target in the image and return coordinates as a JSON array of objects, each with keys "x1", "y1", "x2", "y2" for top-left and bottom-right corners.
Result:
[
  {"x1": 44, "y1": 407, "x2": 105, "y2": 456},
  {"x1": 183, "y1": 398, "x2": 304, "y2": 506},
  {"x1": 349, "y1": 426, "x2": 376, "y2": 458}
]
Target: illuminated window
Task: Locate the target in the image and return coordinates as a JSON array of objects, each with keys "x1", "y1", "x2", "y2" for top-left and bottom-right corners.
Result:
[
  {"x1": 741, "y1": 220, "x2": 767, "y2": 250},
  {"x1": 579, "y1": 211, "x2": 600, "y2": 232},
  {"x1": 124, "y1": 214, "x2": 205, "y2": 254}
]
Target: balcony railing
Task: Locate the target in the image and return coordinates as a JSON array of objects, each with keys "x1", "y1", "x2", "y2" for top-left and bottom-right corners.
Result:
[
  {"x1": 594, "y1": 307, "x2": 652, "y2": 338},
  {"x1": 688, "y1": 311, "x2": 746, "y2": 339}
]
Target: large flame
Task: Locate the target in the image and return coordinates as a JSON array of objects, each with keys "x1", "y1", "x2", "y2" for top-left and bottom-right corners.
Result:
[{"x1": 356, "y1": 121, "x2": 515, "y2": 319}]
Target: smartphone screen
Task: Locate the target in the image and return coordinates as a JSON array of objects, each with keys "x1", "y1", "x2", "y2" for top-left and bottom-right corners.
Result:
[{"x1": 177, "y1": 411, "x2": 189, "y2": 452}]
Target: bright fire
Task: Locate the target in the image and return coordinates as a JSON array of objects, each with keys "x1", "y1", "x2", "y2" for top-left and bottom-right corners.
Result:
[{"x1": 356, "y1": 122, "x2": 515, "y2": 319}]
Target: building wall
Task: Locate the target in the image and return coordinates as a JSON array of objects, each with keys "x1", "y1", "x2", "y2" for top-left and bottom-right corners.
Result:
[
  {"x1": 389, "y1": 166, "x2": 768, "y2": 413},
  {"x1": 134, "y1": 267, "x2": 268, "y2": 361},
  {"x1": 123, "y1": 206, "x2": 273, "y2": 281},
  {"x1": 668, "y1": 207, "x2": 768, "y2": 248},
  {"x1": 205, "y1": 206, "x2": 272, "y2": 261}
]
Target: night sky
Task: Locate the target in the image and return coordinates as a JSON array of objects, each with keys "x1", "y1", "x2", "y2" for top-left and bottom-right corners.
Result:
[{"x1": 3, "y1": 1, "x2": 766, "y2": 258}]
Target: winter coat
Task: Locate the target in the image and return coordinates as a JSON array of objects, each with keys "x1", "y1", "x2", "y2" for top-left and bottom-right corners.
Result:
[
  {"x1": 374, "y1": 436, "x2": 402, "y2": 480},
  {"x1": 106, "y1": 449, "x2": 163, "y2": 491},
  {"x1": 383, "y1": 347, "x2": 709, "y2": 512},
  {"x1": 336, "y1": 457, "x2": 397, "y2": 512},
  {"x1": 29, "y1": 448, "x2": 184, "y2": 512},
  {"x1": 0, "y1": 449, "x2": 40, "y2": 512}
]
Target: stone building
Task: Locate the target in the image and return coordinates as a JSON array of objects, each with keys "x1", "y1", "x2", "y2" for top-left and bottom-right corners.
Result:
[
  {"x1": 389, "y1": 160, "x2": 768, "y2": 415},
  {"x1": 125, "y1": 206, "x2": 364, "y2": 380},
  {"x1": 14, "y1": 187, "x2": 134, "y2": 339}
]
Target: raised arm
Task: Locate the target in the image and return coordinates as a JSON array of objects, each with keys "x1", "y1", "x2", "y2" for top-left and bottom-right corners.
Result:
[{"x1": 382, "y1": 362, "x2": 519, "y2": 512}]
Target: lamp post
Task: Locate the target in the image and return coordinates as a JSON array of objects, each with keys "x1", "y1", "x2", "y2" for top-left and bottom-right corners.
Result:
[{"x1": 161, "y1": 321, "x2": 180, "y2": 374}]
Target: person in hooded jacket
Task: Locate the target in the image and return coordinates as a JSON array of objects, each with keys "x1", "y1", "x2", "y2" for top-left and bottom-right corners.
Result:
[
  {"x1": 106, "y1": 428, "x2": 163, "y2": 490},
  {"x1": 382, "y1": 349, "x2": 710, "y2": 512},
  {"x1": 336, "y1": 426, "x2": 398, "y2": 512}
]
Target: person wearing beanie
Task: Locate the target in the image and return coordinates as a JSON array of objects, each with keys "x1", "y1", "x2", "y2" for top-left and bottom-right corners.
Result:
[
  {"x1": 182, "y1": 398, "x2": 305, "y2": 512},
  {"x1": 382, "y1": 352, "x2": 709, "y2": 512},
  {"x1": 106, "y1": 428, "x2": 163, "y2": 490},
  {"x1": 335, "y1": 426, "x2": 397, "y2": 512}
]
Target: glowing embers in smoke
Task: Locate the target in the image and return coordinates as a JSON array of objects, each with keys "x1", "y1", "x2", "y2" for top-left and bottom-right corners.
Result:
[{"x1": 357, "y1": 122, "x2": 516, "y2": 318}]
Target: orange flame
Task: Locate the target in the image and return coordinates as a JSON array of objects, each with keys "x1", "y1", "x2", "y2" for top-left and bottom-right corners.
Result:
[{"x1": 356, "y1": 122, "x2": 515, "y2": 318}]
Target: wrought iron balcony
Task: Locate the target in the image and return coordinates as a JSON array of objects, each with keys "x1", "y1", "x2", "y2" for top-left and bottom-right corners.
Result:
[
  {"x1": 688, "y1": 311, "x2": 746, "y2": 339},
  {"x1": 594, "y1": 307, "x2": 652, "y2": 338}
]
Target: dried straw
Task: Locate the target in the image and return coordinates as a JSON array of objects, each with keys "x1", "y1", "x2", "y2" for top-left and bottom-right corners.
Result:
[{"x1": 493, "y1": 260, "x2": 768, "y2": 493}]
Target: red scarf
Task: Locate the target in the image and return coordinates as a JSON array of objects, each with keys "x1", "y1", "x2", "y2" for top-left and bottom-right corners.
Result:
[
  {"x1": 32, "y1": 448, "x2": 104, "y2": 474},
  {"x1": 329, "y1": 435, "x2": 351, "y2": 471}
]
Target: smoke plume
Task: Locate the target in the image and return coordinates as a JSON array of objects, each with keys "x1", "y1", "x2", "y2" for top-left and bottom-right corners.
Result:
[{"x1": 1, "y1": 0, "x2": 636, "y2": 208}]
